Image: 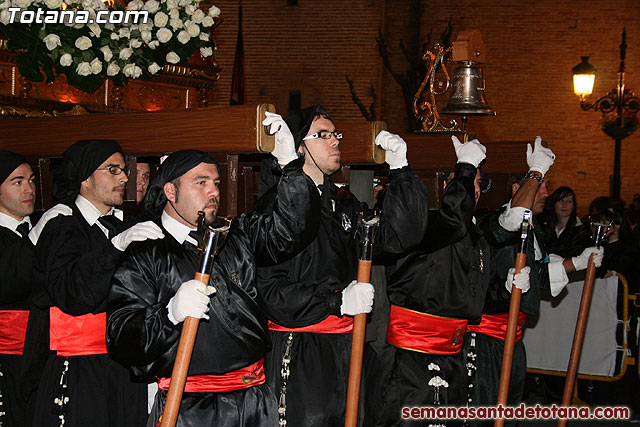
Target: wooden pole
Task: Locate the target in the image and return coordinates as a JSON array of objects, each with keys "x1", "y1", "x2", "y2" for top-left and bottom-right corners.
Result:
[
  {"x1": 159, "y1": 270, "x2": 209, "y2": 427},
  {"x1": 557, "y1": 255, "x2": 597, "y2": 427},
  {"x1": 344, "y1": 259, "x2": 373, "y2": 427},
  {"x1": 493, "y1": 253, "x2": 528, "y2": 427}
]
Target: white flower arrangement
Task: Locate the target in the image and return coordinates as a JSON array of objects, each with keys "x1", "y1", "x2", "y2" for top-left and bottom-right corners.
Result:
[{"x1": 0, "y1": 0, "x2": 220, "y2": 93}]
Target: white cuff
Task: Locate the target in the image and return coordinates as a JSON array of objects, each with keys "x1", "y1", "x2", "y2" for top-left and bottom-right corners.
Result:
[
  {"x1": 499, "y1": 201, "x2": 531, "y2": 232},
  {"x1": 548, "y1": 254, "x2": 569, "y2": 297}
]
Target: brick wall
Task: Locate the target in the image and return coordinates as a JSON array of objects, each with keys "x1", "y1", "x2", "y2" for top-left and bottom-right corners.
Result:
[{"x1": 208, "y1": 0, "x2": 640, "y2": 215}]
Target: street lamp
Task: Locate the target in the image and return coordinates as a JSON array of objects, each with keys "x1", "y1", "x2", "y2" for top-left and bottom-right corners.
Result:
[{"x1": 572, "y1": 28, "x2": 640, "y2": 201}]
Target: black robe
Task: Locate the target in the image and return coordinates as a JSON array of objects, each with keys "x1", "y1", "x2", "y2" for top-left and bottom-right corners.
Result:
[
  {"x1": 0, "y1": 224, "x2": 36, "y2": 427},
  {"x1": 28, "y1": 201, "x2": 148, "y2": 427},
  {"x1": 257, "y1": 166, "x2": 429, "y2": 427},
  {"x1": 463, "y1": 211, "x2": 552, "y2": 426},
  {"x1": 107, "y1": 156, "x2": 320, "y2": 427},
  {"x1": 367, "y1": 162, "x2": 491, "y2": 427}
]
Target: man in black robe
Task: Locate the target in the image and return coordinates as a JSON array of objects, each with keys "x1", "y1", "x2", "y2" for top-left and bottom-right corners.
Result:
[
  {"x1": 367, "y1": 137, "x2": 531, "y2": 426},
  {"x1": 466, "y1": 139, "x2": 603, "y2": 425},
  {"x1": 257, "y1": 105, "x2": 430, "y2": 426},
  {"x1": 107, "y1": 118, "x2": 320, "y2": 426},
  {"x1": 0, "y1": 151, "x2": 38, "y2": 427},
  {"x1": 28, "y1": 139, "x2": 164, "y2": 427}
]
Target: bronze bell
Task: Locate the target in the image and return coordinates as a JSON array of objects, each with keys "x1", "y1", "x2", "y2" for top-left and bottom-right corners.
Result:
[{"x1": 441, "y1": 61, "x2": 495, "y2": 116}]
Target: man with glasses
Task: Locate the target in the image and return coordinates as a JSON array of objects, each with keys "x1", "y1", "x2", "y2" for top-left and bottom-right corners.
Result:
[
  {"x1": 257, "y1": 105, "x2": 429, "y2": 426},
  {"x1": 26, "y1": 139, "x2": 163, "y2": 427}
]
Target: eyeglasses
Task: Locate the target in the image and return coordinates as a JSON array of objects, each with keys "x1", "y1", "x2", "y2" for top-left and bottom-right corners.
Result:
[
  {"x1": 98, "y1": 165, "x2": 131, "y2": 176},
  {"x1": 303, "y1": 130, "x2": 343, "y2": 141}
]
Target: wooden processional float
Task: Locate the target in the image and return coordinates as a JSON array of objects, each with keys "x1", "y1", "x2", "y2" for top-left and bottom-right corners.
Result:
[{"x1": 0, "y1": 104, "x2": 387, "y2": 164}]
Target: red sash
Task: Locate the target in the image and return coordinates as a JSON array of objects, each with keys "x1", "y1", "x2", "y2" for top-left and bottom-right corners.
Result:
[
  {"x1": 467, "y1": 312, "x2": 527, "y2": 341},
  {"x1": 268, "y1": 315, "x2": 354, "y2": 334},
  {"x1": 157, "y1": 359, "x2": 265, "y2": 393},
  {"x1": 0, "y1": 310, "x2": 29, "y2": 355},
  {"x1": 49, "y1": 307, "x2": 107, "y2": 356},
  {"x1": 386, "y1": 305, "x2": 467, "y2": 355}
]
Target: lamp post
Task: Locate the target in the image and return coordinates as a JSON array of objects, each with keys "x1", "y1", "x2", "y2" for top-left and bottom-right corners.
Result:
[{"x1": 572, "y1": 28, "x2": 640, "y2": 201}]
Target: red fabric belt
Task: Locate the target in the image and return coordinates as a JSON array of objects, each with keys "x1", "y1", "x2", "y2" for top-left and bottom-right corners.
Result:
[
  {"x1": 268, "y1": 315, "x2": 354, "y2": 334},
  {"x1": 0, "y1": 310, "x2": 29, "y2": 355},
  {"x1": 467, "y1": 312, "x2": 527, "y2": 341},
  {"x1": 49, "y1": 307, "x2": 107, "y2": 356},
  {"x1": 157, "y1": 358, "x2": 266, "y2": 393},
  {"x1": 385, "y1": 305, "x2": 467, "y2": 355}
]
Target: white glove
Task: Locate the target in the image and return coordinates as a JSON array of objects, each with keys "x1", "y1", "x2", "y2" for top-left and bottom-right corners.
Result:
[
  {"x1": 571, "y1": 246, "x2": 604, "y2": 271},
  {"x1": 263, "y1": 111, "x2": 298, "y2": 166},
  {"x1": 340, "y1": 280, "x2": 374, "y2": 316},
  {"x1": 376, "y1": 130, "x2": 408, "y2": 169},
  {"x1": 452, "y1": 136, "x2": 486, "y2": 168},
  {"x1": 167, "y1": 279, "x2": 216, "y2": 325},
  {"x1": 526, "y1": 136, "x2": 555, "y2": 176},
  {"x1": 111, "y1": 221, "x2": 164, "y2": 251},
  {"x1": 29, "y1": 203, "x2": 73, "y2": 244},
  {"x1": 505, "y1": 266, "x2": 531, "y2": 293}
]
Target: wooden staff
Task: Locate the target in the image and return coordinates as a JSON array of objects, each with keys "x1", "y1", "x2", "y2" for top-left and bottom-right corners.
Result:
[
  {"x1": 557, "y1": 221, "x2": 610, "y2": 427},
  {"x1": 345, "y1": 216, "x2": 380, "y2": 427},
  {"x1": 160, "y1": 214, "x2": 230, "y2": 427},
  {"x1": 494, "y1": 211, "x2": 531, "y2": 427}
]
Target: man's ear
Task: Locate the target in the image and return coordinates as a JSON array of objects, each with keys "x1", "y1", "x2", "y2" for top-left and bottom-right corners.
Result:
[
  {"x1": 512, "y1": 183, "x2": 520, "y2": 197},
  {"x1": 164, "y1": 182, "x2": 176, "y2": 203}
]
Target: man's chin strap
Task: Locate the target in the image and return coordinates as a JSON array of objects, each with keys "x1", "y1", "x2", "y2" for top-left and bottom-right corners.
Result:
[
  {"x1": 301, "y1": 141, "x2": 333, "y2": 209},
  {"x1": 169, "y1": 200, "x2": 197, "y2": 227}
]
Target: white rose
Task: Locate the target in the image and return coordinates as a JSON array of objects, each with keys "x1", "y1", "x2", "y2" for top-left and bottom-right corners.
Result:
[
  {"x1": 106, "y1": 62, "x2": 120, "y2": 76},
  {"x1": 166, "y1": 51, "x2": 180, "y2": 64},
  {"x1": 59, "y1": 53, "x2": 73, "y2": 67},
  {"x1": 110, "y1": 33, "x2": 120, "y2": 40},
  {"x1": 43, "y1": 34, "x2": 61, "y2": 51},
  {"x1": 148, "y1": 62, "x2": 161, "y2": 75},
  {"x1": 169, "y1": 18, "x2": 182, "y2": 30},
  {"x1": 142, "y1": 0, "x2": 159, "y2": 13},
  {"x1": 0, "y1": 9, "x2": 9, "y2": 25},
  {"x1": 186, "y1": 23, "x2": 199, "y2": 37},
  {"x1": 43, "y1": 0, "x2": 62, "y2": 8},
  {"x1": 178, "y1": 0, "x2": 188, "y2": 6},
  {"x1": 139, "y1": 21, "x2": 152, "y2": 31},
  {"x1": 148, "y1": 40, "x2": 159, "y2": 49},
  {"x1": 191, "y1": 9, "x2": 204, "y2": 23},
  {"x1": 1, "y1": 0, "x2": 11, "y2": 9},
  {"x1": 200, "y1": 46, "x2": 212, "y2": 58},
  {"x1": 208, "y1": 5, "x2": 220, "y2": 17},
  {"x1": 76, "y1": 62, "x2": 92, "y2": 76},
  {"x1": 87, "y1": 23, "x2": 101, "y2": 37},
  {"x1": 185, "y1": 3, "x2": 195, "y2": 14},
  {"x1": 74, "y1": 36, "x2": 92, "y2": 51},
  {"x1": 141, "y1": 30, "x2": 152, "y2": 42},
  {"x1": 199, "y1": 32, "x2": 209, "y2": 41},
  {"x1": 130, "y1": 38, "x2": 142, "y2": 48},
  {"x1": 201, "y1": 16, "x2": 213, "y2": 27},
  {"x1": 126, "y1": 0, "x2": 142, "y2": 9},
  {"x1": 119, "y1": 47, "x2": 133, "y2": 60},
  {"x1": 177, "y1": 30, "x2": 189, "y2": 44},
  {"x1": 100, "y1": 46, "x2": 112, "y2": 61},
  {"x1": 123, "y1": 64, "x2": 142, "y2": 78},
  {"x1": 80, "y1": 0, "x2": 93, "y2": 8},
  {"x1": 153, "y1": 11, "x2": 168, "y2": 27},
  {"x1": 13, "y1": 0, "x2": 31, "y2": 8},
  {"x1": 104, "y1": 23, "x2": 115, "y2": 30},
  {"x1": 118, "y1": 28, "x2": 130, "y2": 39},
  {"x1": 166, "y1": 0, "x2": 177, "y2": 9},
  {"x1": 90, "y1": 57, "x2": 102, "y2": 74},
  {"x1": 168, "y1": 8, "x2": 178, "y2": 19},
  {"x1": 156, "y1": 27, "x2": 172, "y2": 43}
]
